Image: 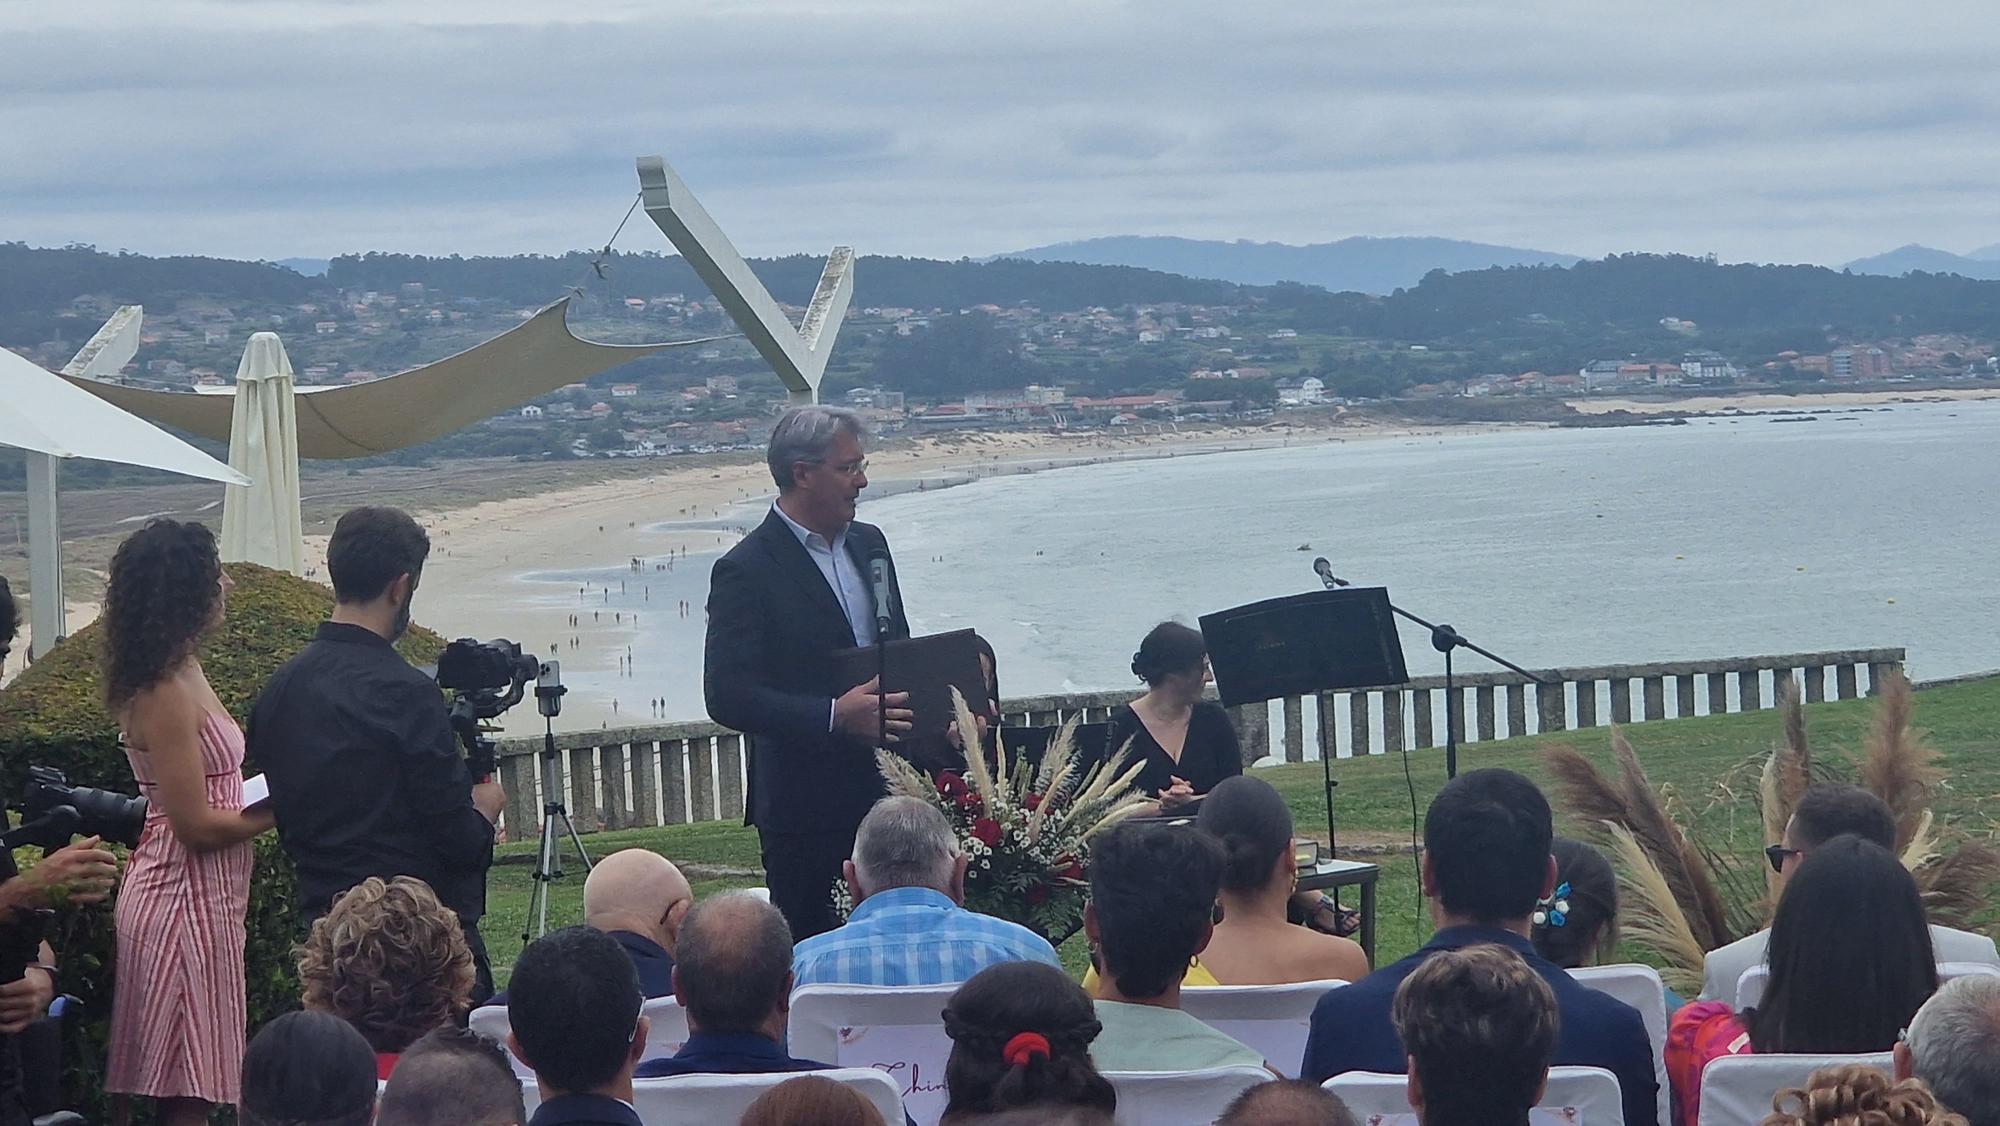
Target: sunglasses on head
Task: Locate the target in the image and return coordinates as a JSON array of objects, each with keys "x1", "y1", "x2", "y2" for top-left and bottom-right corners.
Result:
[{"x1": 1765, "y1": 844, "x2": 1802, "y2": 873}]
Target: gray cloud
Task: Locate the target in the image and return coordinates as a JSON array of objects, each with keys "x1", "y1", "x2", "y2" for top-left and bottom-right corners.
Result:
[{"x1": 4, "y1": 0, "x2": 1999, "y2": 266}]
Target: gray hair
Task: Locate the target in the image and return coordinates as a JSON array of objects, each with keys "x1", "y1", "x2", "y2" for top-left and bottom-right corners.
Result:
[
  {"x1": 767, "y1": 406, "x2": 866, "y2": 490},
  {"x1": 853, "y1": 796, "x2": 960, "y2": 895},
  {"x1": 673, "y1": 893, "x2": 794, "y2": 1034},
  {"x1": 1908, "y1": 974, "x2": 2000, "y2": 1126}
]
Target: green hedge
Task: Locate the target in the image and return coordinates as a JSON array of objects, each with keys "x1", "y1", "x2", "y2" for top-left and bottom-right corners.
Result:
[{"x1": 0, "y1": 562, "x2": 443, "y2": 1114}]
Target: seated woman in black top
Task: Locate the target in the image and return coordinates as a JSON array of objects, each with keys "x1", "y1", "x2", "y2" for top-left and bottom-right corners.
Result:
[{"x1": 1102, "y1": 622, "x2": 1243, "y2": 812}]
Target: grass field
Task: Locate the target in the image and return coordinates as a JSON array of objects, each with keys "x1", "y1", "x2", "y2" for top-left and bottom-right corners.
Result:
[{"x1": 482, "y1": 675, "x2": 2000, "y2": 984}]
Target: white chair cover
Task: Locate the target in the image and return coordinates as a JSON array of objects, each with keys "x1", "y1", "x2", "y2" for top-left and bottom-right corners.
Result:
[
  {"x1": 1571, "y1": 962, "x2": 1670, "y2": 1125},
  {"x1": 788, "y1": 983, "x2": 960, "y2": 1125},
  {"x1": 471, "y1": 995, "x2": 689, "y2": 1082},
  {"x1": 1179, "y1": 980, "x2": 1345, "y2": 1078},
  {"x1": 1325, "y1": 1065, "x2": 1626, "y2": 1125},
  {"x1": 1104, "y1": 1066, "x2": 1273, "y2": 1126},
  {"x1": 517, "y1": 1069, "x2": 904, "y2": 1124},
  {"x1": 1736, "y1": 960, "x2": 2000, "y2": 1010},
  {"x1": 1696, "y1": 1052, "x2": 1893, "y2": 1126}
]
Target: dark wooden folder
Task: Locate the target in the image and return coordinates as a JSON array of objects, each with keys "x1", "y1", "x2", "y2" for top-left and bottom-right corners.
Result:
[{"x1": 833, "y1": 628, "x2": 987, "y2": 774}]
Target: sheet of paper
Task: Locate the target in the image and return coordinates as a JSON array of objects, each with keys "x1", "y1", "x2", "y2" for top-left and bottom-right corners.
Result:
[{"x1": 241, "y1": 773, "x2": 271, "y2": 809}]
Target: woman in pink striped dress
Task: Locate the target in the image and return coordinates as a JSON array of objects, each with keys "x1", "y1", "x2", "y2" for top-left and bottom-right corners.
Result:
[{"x1": 102, "y1": 520, "x2": 274, "y2": 1125}]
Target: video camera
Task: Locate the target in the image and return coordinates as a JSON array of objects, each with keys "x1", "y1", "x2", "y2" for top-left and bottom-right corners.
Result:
[{"x1": 434, "y1": 638, "x2": 564, "y2": 777}]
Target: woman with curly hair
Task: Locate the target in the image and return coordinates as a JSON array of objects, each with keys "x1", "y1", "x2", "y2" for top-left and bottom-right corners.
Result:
[
  {"x1": 940, "y1": 961, "x2": 1117, "y2": 1124},
  {"x1": 299, "y1": 875, "x2": 477, "y2": 1079},
  {"x1": 102, "y1": 519, "x2": 274, "y2": 1125},
  {"x1": 1761, "y1": 1065, "x2": 1968, "y2": 1126}
]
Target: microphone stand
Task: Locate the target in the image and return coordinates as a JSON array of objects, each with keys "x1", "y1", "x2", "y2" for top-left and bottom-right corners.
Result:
[{"x1": 1317, "y1": 567, "x2": 1545, "y2": 780}]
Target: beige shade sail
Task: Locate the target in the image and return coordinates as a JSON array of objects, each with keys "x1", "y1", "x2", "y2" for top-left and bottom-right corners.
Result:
[
  {"x1": 219, "y1": 333, "x2": 305, "y2": 574},
  {"x1": 64, "y1": 298, "x2": 720, "y2": 459}
]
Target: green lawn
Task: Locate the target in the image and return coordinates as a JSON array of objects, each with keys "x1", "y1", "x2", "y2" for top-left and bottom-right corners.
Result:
[{"x1": 483, "y1": 676, "x2": 2000, "y2": 983}]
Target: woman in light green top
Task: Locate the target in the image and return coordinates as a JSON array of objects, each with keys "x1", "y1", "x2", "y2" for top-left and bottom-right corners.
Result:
[{"x1": 1081, "y1": 821, "x2": 1272, "y2": 1074}]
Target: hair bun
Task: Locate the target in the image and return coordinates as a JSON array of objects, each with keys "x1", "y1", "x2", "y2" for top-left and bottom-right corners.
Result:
[{"x1": 1130, "y1": 652, "x2": 1147, "y2": 681}]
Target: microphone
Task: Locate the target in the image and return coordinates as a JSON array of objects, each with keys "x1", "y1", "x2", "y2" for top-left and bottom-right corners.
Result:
[
  {"x1": 1312, "y1": 557, "x2": 1350, "y2": 590},
  {"x1": 867, "y1": 548, "x2": 896, "y2": 636}
]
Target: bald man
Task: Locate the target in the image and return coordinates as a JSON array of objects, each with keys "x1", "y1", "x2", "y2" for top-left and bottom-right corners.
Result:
[{"x1": 485, "y1": 849, "x2": 691, "y2": 1006}]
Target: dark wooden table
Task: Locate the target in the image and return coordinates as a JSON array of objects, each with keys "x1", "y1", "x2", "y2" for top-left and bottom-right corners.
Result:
[{"x1": 1297, "y1": 857, "x2": 1382, "y2": 965}]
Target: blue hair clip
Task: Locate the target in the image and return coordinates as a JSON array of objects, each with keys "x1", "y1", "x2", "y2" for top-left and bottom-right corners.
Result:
[{"x1": 1534, "y1": 881, "x2": 1572, "y2": 928}]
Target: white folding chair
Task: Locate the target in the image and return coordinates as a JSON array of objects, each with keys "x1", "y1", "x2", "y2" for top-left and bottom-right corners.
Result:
[
  {"x1": 470, "y1": 995, "x2": 689, "y2": 1082},
  {"x1": 1325, "y1": 1065, "x2": 1626, "y2": 1125},
  {"x1": 1104, "y1": 1066, "x2": 1273, "y2": 1126},
  {"x1": 1735, "y1": 960, "x2": 2000, "y2": 1010},
  {"x1": 788, "y1": 983, "x2": 960, "y2": 1126},
  {"x1": 627, "y1": 1068, "x2": 905, "y2": 1125},
  {"x1": 1696, "y1": 1052, "x2": 1893, "y2": 1126},
  {"x1": 1179, "y1": 980, "x2": 1346, "y2": 1078},
  {"x1": 1572, "y1": 962, "x2": 1670, "y2": 1125}
]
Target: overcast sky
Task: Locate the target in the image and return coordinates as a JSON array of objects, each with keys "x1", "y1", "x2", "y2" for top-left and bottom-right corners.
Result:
[{"x1": 6, "y1": 0, "x2": 2000, "y2": 267}]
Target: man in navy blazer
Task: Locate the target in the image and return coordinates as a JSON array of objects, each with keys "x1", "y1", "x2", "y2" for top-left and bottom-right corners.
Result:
[
  {"x1": 507, "y1": 927, "x2": 653, "y2": 1126},
  {"x1": 1301, "y1": 769, "x2": 1659, "y2": 1126},
  {"x1": 705, "y1": 406, "x2": 915, "y2": 941}
]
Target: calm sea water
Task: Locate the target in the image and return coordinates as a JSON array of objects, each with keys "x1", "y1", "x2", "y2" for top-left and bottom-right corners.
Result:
[{"x1": 529, "y1": 401, "x2": 2000, "y2": 733}]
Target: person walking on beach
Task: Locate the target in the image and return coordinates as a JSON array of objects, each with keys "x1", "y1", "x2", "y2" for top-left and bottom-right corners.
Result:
[{"x1": 703, "y1": 407, "x2": 915, "y2": 941}]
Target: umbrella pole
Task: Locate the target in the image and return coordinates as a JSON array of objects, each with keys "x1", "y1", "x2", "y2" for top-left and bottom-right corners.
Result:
[{"x1": 24, "y1": 453, "x2": 63, "y2": 659}]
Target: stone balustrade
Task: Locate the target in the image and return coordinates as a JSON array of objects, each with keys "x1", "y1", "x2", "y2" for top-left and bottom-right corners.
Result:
[{"x1": 494, "y1": 646, "x2": 1904, "y2": 837}]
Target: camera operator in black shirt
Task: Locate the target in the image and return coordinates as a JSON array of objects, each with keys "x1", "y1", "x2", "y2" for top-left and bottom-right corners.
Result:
[{"x1": 247, "y1": 508, "x2": 505, "y2": 999}]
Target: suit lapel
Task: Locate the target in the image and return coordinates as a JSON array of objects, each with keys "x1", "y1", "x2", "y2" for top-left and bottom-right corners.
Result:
[{"x1": 756, "y1": 508, "x2": 855, "y2": 642}]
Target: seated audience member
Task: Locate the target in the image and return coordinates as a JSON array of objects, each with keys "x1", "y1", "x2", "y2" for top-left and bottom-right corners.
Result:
[
  {"x1": 1301, "y1": 769, "x2": 1657, "y2": 1126},
  {"x1": 1195, "y1": 776, "x2": 1368, "y2": 985},
  {"x1": 485, "y1": 848, "x2": 691, "y2": 1006},
  {"x1": 1760, "y1": 1064, "x2": 1969, "y2": 1126},
  {"x1": 378, "y1": 1027, "x2": 527, "y2": 1126},
  {"x1": 1898, "y1": 975, "x2": 2000, "y2": 1126},
  {"x1": 1083, "y1": 821, "x2": 1266, "y2": 1073},
  {"x1": 1217, "y1": 1079, "x2": 1360, "y2": 1126},
  {"x1": 506, "y1": 926, "x2": 651, "y2": 1126},
  {"x1": 299, "y1": 875, "x2": 477, "y2": 1079},
  {"x1": 240, "y1": 1010, "x2": 379, "y2": 1126},
  {"x1": 638, "y1": 892, "x2": 833, "y2": 1078},
  {"x1": 1101, "y1": 622, "x2": 1243, "y2": 812},
  {"x1": 740, "y1": 1074, "x2": 888, "y2": 1126},
  {"x1": 794, "y1": 796, "x2": 1060, "y2": 988},
  {"x1": 1532, "y1": 837, "x2": 1692, "y2": 1011},
  {"x1": 1703, "y1": 783, "x2": 1997, "y2": 1001},
  {"x1": 1668, "y1": 835, "x2": 1938, "y2": 1126},
  {"x1": 940, "y1": 961, "x2": 1117, "y2": 1124},
  {"x1": 1392, "y1": 944, "x2": 1560, "y2": 1126}
]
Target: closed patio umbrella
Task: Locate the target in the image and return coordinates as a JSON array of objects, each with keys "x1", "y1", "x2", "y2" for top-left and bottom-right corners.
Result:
[{"x1": 219, "y1": 333, "x2": 304, "y2": 574}]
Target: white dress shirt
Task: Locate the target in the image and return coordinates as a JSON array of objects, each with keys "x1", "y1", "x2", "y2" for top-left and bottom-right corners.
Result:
[{"x1": 774, "y1": 502, "x2": 879, "y2": 732}]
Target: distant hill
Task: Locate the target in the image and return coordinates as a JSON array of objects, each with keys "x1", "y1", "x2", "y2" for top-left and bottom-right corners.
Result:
[
  {"x1": 274, "y1": 257, "x2": 331, "y2": 276},
  {"x1": 994, "y1": 235, "x2": 1582, "y2": 294},
  {"x1": 1842, "y1": 244, "x2": 2000, "y2": 281}
]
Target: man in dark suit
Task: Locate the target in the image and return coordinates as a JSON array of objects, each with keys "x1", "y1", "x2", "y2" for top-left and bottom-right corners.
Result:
[
  {"x1": 506, "y1": 927, "x2": 652, "y2": 1126},
  {"x1": 705, "y1": 406, "x2": 914, "y2": 940},
  {"x1": 1300, "y1": 769, "x2": 1659, "y2": 1126}
]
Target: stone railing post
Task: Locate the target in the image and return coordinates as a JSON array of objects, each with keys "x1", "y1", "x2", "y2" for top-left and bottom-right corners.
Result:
[
  {"x1": 1537, "y1": 680, "x2": 1566, "y2": 733},
  {"x1": 567, "y1": 746, "x2": 598, "y2": 833},
  {"x1": 1412, "y1": 690, "x2": 1434, "y2": 748},
  {"x1": 1475, "y1": 685, "x2": 1497, "y2": 742},
  {"x1": 1738, "y1": 669, "x2": 1763, "y2": 711},
  {"x1": 1506, "y1": 683, "x2": 1528, "y2": 739},
  {"x1": 1803, "y1": 666, "x2": 1826, "y2": 704},
  {"x1": 1384, "y1": 690, "x2": 1407, "y2": 752},
  {"x1": 1707, "y1": 671, "x2": 1729, "y2": 714},
  {"x1": 1675, "y1": 675, "x2": 1696, "y2": 719},
  {"x1": 1282, "y1": 695, "x2": 1305, "y2": 763},
  {"x1": 1610, "y1": 678, "x2": 1633, "y2": 725},
  {"x1": 1575, "y1": 678, "x2": 1598, "y2": 727},
  {"x1": 1229, "y1": 702, "x2": 1271, "y2": 766},
  {"x1": 1348, "y1": 693, "x2": 1372, "y2": 757},
  {"x1": 1836, "y1": 664, "x2": 1859, "y2": 700}
]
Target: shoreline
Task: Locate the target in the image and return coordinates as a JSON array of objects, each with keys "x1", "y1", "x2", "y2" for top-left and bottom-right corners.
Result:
[
  {"x1": 1567, "y1": 386, "x2": 2000, "y2": 415},
  {"x1": 368, "y1": 418, "x2": 1531, "y2": 732}
]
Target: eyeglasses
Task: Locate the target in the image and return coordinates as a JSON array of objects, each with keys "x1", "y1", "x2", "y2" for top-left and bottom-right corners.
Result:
[
  {"x1": 804, "y1": 457, "x2": 868, "y2": 478},
  {"x1": 1765, "y1": 844, "x2": 1802, "y2": 873}
]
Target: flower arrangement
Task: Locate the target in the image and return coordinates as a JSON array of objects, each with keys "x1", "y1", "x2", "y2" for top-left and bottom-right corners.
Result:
[{"x1": 846, "y1": 691, "x2": 1153, "y2": 939}]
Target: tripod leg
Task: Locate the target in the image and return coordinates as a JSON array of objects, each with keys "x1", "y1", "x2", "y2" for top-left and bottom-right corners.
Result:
[{"x1": 558, "y1": 809, "x2": 595, "y2": 872}]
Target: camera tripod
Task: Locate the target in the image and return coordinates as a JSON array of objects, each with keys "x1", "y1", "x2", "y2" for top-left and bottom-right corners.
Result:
[{"x1": 523, "y1": 677, "x2": 593, "y2": 944}]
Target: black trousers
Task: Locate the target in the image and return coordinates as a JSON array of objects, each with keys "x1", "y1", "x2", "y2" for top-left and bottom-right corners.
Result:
[
  {"x1": 461, "y1": 916, "x2": 494, "y2": 1005},
  {"x1": 758, "y1": 827, "x2": 857, "y2": 942}
]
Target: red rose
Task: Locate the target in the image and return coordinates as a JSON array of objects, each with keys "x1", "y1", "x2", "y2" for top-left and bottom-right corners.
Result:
[
  {"x1": 1058, "y1": 862, "x2": 1085, "y2": 882},
  {"x1": 1026, "y1": 883, "x2": 1050, "y2": 906},
  {"x1": 1024, "y1": 792, "x2": 1043, "y2": 811},
  {"x1": 936, "y1": 771, "x2": 966, "y2": 796},
  {"x1": 971, "y1": 818, "x2": 1003, "y2": 847},
  {"x1": 955, "y1": 791, "x2": 983, "y2": 812}
]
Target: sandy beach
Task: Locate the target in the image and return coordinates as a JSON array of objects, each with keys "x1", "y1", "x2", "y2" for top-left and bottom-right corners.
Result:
[{"x1": 1568, "y1": 387, "x2": 2000, "y2": 414}]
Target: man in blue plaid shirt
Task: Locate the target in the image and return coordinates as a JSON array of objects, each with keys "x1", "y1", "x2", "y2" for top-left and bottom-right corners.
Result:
[{"x1": 792, "y1": 796, "x2": 1061, "y2": 987}]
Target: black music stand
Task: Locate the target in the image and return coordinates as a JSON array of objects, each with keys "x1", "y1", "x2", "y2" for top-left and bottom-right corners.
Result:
[{"x1": 1200, "y1": 588, "x2": 1409, "y2": 854}]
